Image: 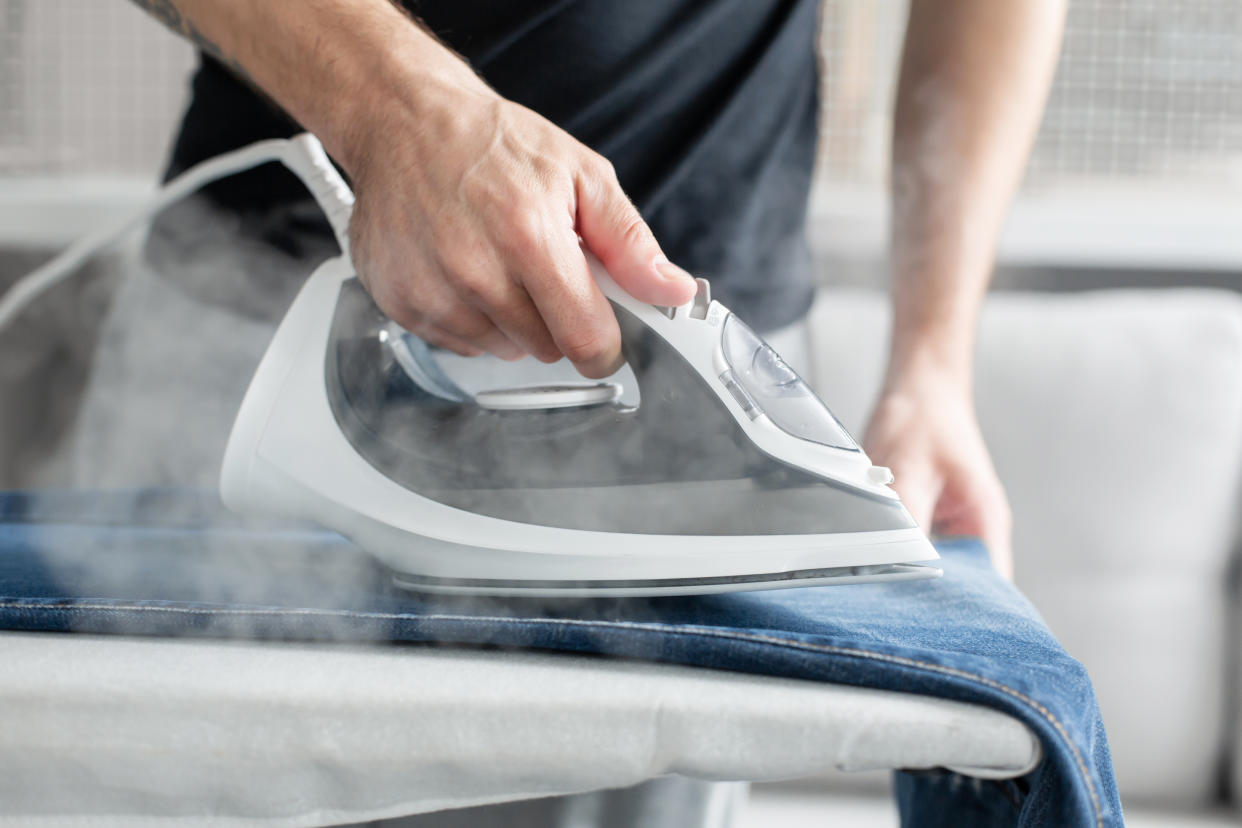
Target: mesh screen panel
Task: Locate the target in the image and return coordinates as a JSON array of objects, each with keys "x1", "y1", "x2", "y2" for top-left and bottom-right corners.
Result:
[
  {"x1": 817, "y1": 0, "x2": 1242, "y2": 187},
  {"x1": 0, "y1": 0, "x2": 1239, "y2": 186},
  {"x1": 0, "y1": 0, "x2": 193, "y2": 176}
]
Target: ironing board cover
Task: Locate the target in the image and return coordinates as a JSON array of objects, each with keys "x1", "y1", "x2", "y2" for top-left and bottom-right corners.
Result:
[{"x1": 0, "y1": 489, "x2": 1120, "y2": 828}]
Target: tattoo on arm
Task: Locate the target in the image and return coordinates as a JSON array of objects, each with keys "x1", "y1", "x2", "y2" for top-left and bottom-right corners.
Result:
[{"x1": 128, "y1": 0, "x2": 248, "y2": 78}]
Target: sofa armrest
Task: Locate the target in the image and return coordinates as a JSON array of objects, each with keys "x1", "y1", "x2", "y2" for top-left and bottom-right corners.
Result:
[{"x1": 806, "y1": 288, "x2": 1242, "y2": 808}]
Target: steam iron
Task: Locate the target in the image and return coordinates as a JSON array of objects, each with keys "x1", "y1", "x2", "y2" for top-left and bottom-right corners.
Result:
[
  {"x1": 0, "y1": 129, "x2": 938, "y2": 598},
  {"x1": 221, "y1": 251, "x2": 942, "y2": 596}
]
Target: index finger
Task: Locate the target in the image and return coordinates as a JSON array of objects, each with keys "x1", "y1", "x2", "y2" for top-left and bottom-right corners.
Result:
[{"x1": 519, "y1": 228, "x2": 622, "y2": 379}]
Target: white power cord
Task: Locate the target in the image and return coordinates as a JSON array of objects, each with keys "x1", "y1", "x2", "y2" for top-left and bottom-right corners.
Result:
[{"x1": 0, "y1": 133, "x2": 355, "y2": 332}]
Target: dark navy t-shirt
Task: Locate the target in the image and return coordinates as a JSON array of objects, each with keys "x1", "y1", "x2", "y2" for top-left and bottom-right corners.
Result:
[{"x1": 169, "y1": 0, "x2": 820, "y2": 331}]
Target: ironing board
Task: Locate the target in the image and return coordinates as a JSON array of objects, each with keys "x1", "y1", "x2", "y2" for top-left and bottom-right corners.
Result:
[
  {"x1": 0, "y1": 490, "x2": 1120, "y2": 827},
  {"x1": 0, "y1": 634, "x2": 1038, "y2": 825}
]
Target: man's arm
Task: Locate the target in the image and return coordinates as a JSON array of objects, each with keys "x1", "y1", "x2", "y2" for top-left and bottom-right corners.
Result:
[
  {"x1": 126, "y1": 0, "x2": 697, "y2": 377},
  {"x1": 863, "y1": 0, "x2": 1066, "y2": 576}
]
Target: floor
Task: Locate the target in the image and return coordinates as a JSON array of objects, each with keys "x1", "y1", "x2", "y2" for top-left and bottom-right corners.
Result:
[
  {"x1": 739, "y1": 789, "x2": 897, "y2": 827},
  {"x1": 739, "y1": 788, "x2": 1241, "y2": 828}
]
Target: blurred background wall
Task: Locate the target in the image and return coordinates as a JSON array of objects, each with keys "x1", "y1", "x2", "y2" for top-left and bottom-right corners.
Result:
[
  {"x1": 0, "y1": 0, "x2": 192, "y2": 177},
  {"x1": 2, "y1": 0, "x2": 1242, "y2": 278},
  {"x1": 820, "y1": 0, "x2": 1242, "y2": 189},
  {"x1": 2, "y1": 1, "x2": 1240, "y2": 180},
  {"x1": 1, "y1": 0, "x2": 1240, "y2": 258},
  {"x1": 811, "y1": 0, "x2": 1242, "y2": 286}
]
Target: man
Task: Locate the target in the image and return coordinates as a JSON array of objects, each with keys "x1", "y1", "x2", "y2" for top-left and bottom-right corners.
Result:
[{"x1": 101, "y1": 0, "x2": 1063, "y2": 823}]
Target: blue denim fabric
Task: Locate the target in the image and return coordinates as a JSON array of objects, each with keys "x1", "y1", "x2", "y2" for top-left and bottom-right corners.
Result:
[{"x1": 0, "y1": 489, "x2": 1121, "y2": 827}]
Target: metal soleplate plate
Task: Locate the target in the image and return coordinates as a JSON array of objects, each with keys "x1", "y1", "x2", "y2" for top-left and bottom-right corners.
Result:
[{"x1": 392, "y1": 562, "x2": 943, "y2": 598}]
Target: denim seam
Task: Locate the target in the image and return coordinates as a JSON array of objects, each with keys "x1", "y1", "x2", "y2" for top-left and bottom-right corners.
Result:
[{"x1": 2, "y1": 602, "x2": 1102, "y2": 827}]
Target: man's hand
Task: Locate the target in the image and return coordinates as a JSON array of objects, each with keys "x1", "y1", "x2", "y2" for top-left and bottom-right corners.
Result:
[
  {"x1": 346, "y1": 91, "x2": 697, "y2": 378},
  {"x1": 128, "y1": 0, "x2": 698, "y2": 378},
  {"x1": 864, "y1": 378, "x2": 1013, "y2": 578}
]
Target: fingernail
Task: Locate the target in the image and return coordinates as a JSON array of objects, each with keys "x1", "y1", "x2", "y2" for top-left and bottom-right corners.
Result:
[{"x1": 652, "y1": 255, "x2": 695, "y2": 284}]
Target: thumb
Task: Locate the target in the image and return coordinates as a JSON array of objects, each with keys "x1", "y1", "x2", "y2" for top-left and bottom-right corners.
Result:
[{"x1": 576, "y1": 164, "x2": 697, "y2": 307}]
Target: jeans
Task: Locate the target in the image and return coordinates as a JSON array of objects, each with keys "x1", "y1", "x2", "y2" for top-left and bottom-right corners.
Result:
[{"x1": 0, "y1": 489, "x2": 1121, "y2": 827}]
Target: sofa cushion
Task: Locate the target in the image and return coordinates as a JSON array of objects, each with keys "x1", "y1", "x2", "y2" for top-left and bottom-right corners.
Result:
[{"x1": 806, "y1": 289, "x2": 1242, "y2": 807}]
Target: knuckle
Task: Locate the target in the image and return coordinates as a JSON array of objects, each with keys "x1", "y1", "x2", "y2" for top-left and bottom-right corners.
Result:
[
  {"x1": 453, "y1": 269, "x2": 499, "y2": 306},
  {"x1": 436, "y1": 247, "x2": 505, "y2": 308},
  {"x1": 438, "y1": 313, "x2": 478, "y2": 338},
  {"x1": 439, "y1": 245, "x2": 491, "y2": 282},
  {"x1": 617, "y1": 212, "x2": 653, "y2": 249},
  {"x1": 504, "y1": 209, "x2": 551, "y2": 259},
  {"x1": 421, "y1": 300, "x2": 463, "y2": 330},
  {"x1": 562, "y1": 335, "x2": 603, "y2": 364},
  {"x1": 438, "y1": 306, "x2": 492, "y2": 340},
  {"x1": 387, "y1": 266, "x2": 430, "y2": 300},
  {"x1": 588, "y1": 153, "x2": 617, "y2": 182}
]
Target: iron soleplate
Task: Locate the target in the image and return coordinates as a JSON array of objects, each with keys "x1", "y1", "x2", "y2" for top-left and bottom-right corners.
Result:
[{"x1": 392, "y1": 562, "x2": 943, "y2": 598}]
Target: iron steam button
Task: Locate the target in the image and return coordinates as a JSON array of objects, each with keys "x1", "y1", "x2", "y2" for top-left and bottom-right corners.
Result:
[{"x1": 689, "y1": 278, "x2": 712, "y2": 320}]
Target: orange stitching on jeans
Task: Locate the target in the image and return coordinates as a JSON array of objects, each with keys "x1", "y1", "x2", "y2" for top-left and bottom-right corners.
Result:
[{"x1": 2, "y1": 603, "x2": 1105, "y2": 827}]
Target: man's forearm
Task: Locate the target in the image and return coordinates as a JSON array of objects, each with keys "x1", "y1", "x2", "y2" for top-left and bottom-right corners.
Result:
[
  {"x1": 886, "y1": 0, "x2": 1065, "y2": 390},
  {"x1": 126, "y1": 0, "x2": 491, "y2": 176}
]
